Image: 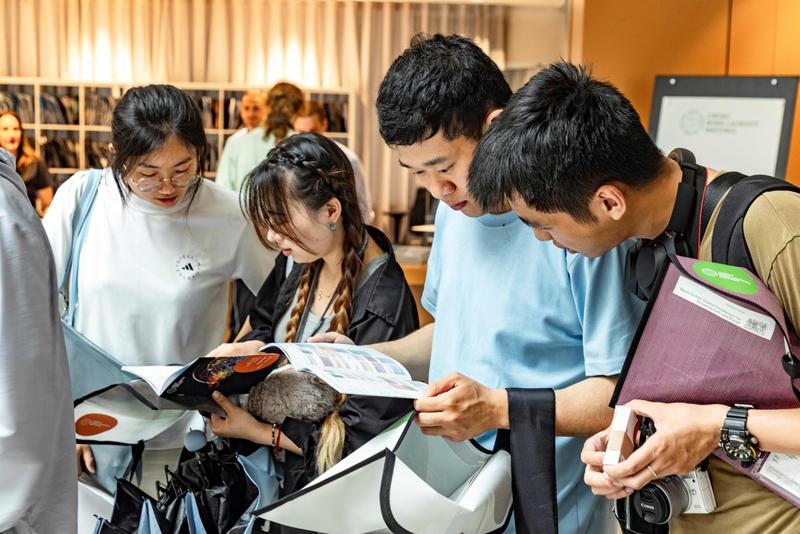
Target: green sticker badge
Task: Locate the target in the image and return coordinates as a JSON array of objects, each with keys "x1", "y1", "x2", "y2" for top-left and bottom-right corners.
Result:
[{"x1": 692, "y1": 261, "x2": 759, "y2": 295}]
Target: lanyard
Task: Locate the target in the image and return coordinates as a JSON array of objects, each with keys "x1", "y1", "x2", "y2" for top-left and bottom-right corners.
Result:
[
  {"x1": 296, "y1": 272, "x2": 342, "y2": 340},
  {"x1": 295, "y1": 229, "x2": 369, "y2": 340}
]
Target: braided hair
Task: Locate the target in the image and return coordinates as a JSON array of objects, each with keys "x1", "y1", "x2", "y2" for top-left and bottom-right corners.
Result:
[
  {"x1": 264, "y1": 82, "x2": 304, "y2": 144},
  {"x1": 242, "y1": 132, "x2": 365, "y2": 473}
]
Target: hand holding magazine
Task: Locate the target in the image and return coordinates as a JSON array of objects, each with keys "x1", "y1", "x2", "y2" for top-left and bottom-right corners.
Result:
[
  {"x1": 122, "y1": 353, "x2": 283, "y2": 399},
  {"x1": 262, "y1": 342, "x2": 429, "y2": 399},
  {"x1": 74, "y1": 353, "x2": 283, "y2": 445}
]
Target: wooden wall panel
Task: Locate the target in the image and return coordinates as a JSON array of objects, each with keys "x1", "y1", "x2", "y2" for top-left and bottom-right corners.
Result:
[
  {"x1": 579, "y1": 0, "x2": 730, "y2": 127},
  {"x1": 577, "y1": 0, "x2": 800, "y2": 184},
  {"x1": 730, "y1": 0, "x2": 800, "y2": 183},
  {"x1": 728, "y1": 0, "x2": 776, "y2": 75}
]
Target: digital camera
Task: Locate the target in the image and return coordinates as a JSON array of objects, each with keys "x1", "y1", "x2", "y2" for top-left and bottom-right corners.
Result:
[{"x1": 614, "y1": 418, "x2": 716, "y2": 534}]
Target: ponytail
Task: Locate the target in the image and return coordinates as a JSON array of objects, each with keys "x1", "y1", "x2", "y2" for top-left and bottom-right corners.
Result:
[{"x1": 316, "y1": 394, "x2": 348, "y2": 474}]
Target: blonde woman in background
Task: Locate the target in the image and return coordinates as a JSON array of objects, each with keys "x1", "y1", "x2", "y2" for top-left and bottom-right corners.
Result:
[{"x1": 215, "y1": 82, "x2": 304, "y2": 194}]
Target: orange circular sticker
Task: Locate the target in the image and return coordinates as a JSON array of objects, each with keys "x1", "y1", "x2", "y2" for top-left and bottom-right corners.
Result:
[
  {"x1": 234, "y1": 353, "x2": 281, "y2": 373},
  {"x1": 75, "y1": 413, "x2": 118, "y2": 436}
]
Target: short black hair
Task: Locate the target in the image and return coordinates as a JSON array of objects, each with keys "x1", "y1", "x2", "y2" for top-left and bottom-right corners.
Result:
[
  {"x1": 111, "y1": 84, "x2": 208, "y2": 203},
  {"x1": 469, "y1": 62, "x2": 666, "y2": 222},
  {"x1": 376, "y1": 33, "x2": 512, "y2": 146}
]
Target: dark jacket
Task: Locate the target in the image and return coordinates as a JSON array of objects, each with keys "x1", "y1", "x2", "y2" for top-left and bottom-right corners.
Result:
[{"x1": 242, "y1": 226, "x2": 419, "y2": 505}]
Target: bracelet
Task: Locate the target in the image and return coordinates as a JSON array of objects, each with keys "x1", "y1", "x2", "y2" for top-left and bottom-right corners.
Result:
[
  {"x1": 271, "y1": 423, "x2": 277, "y2": 447},
  {"x1": 274, "y1": 424, "x2": 282, "y2": 453}
]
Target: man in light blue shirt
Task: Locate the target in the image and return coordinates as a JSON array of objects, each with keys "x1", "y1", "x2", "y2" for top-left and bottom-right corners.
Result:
[
  {"x1": 316, "y1": 34, "x2": 644, "y2": 533},
  {"x1": 423, "y1": 200, "x2": 640, "y2": 532}
]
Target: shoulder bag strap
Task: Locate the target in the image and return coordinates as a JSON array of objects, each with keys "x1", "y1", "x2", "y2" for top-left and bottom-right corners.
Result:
[
  {"x1": 61, "y1": 168, "x2": 104, "y2": 326},
  {"x1": 710, "y1": 175, "x2": 800, "y2": 271},
  {"x1": 699, "y1": 171, "x2": 745, "y2": 242}
]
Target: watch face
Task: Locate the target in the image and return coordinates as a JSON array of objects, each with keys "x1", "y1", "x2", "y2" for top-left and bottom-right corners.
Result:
[{"x1": 722, "y1": 434, "x2": 758, "y2": 462}]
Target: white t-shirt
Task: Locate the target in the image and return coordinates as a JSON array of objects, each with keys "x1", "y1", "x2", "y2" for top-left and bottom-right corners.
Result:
[{"x1": 43, "y1": 168, "x2": 274, "y2": 367}]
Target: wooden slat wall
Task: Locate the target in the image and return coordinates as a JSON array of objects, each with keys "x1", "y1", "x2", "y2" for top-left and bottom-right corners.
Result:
[{"x1": 574, "y1": 0, "x2": 800, "y2": 185}]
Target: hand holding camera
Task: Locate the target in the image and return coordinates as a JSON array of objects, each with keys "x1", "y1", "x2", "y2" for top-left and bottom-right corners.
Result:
[
  {"x1": 599, "y1": 400, "x2": 727, "y2": 489},
  {"x1": 582, "y1": 400, "x2": 731, "y2": 532}
]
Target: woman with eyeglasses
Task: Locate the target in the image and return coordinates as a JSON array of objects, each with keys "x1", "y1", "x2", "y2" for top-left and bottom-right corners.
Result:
[{"x1": 42, "y1": 84, "x2": 273, "y2": 496}]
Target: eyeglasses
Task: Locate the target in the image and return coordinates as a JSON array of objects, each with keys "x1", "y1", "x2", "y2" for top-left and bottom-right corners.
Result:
[{"x1": 129, "y1": 173, "x2": 200, "y2": 193}]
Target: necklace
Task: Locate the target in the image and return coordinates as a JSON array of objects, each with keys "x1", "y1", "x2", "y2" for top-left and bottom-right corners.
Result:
[
  {"x1": 296, "y1": 229, "x2": 370, "y2": 338},
  {"x1": 315, "y1": 284, "x2": 337, "y2": 301},
  {"x1": 314, "y1": 271, "x2": 340, "y2": 302},
  {"x1": 297, "y1": 274, "x2": 342, "y2": 339}
]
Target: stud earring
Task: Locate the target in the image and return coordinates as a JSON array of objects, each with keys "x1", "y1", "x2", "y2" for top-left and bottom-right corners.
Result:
[{"x1": 328, "y1": 222, "x2": 337, "y2": 230}]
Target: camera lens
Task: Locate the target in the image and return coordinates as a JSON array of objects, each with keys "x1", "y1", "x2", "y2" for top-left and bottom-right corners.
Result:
[{"x1": 632, "y1": 476, "x2": 689, "y2": 524}]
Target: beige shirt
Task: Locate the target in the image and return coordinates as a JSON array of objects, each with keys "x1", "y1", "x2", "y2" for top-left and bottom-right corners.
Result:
[{"x1": 672, "y1": 187, "x2": 800, "y2": 533}]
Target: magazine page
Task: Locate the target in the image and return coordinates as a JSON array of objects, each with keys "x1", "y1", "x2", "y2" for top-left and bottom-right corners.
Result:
[
  {"x1": 756, "y1": 453, "x2": 800, "y2": 504},
  {"x1": 121, "y1": 364, "x2": 186, "y2": 395},
  {"x1": 311, "y1": 368, "x2": 428, "y2": 399},
  {"x1": 267, "y1": 343, "x2": 413, "y2": 380},
  {"x1": 122, "y1": 353, "x2": 282, "y2": 397}
]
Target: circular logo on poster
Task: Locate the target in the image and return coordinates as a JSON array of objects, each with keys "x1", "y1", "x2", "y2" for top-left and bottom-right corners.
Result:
[
  {"x1": 175, "y1": 254, "x2": 201, "y2": 280},
  {"x1": 75, "y1": 413, "x2": 118, "y2": 436},
  {"x1": 693, "y1": 261, "x2": 758, "y2": 295},
  {"x1": 680, "y1": 109, "x2": 705, "y2": 135}
]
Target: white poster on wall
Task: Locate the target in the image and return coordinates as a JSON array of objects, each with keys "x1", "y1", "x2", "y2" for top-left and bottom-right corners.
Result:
[{"x1": 654, "y1": 96, "x2": 786, "y2": 176}]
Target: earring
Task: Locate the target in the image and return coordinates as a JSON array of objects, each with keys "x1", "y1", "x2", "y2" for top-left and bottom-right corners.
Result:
[{"x1": 328, "y1": 222, "x2": 337, "y2": 230}]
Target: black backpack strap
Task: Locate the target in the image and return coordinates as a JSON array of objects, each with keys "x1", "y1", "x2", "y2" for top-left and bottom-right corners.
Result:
[
  {"x1": 700, "y1": 172, "x2": 746, "y2": 241},
  {"x1": 711, "y1": 175, "x2": 800, "y2": 272}
]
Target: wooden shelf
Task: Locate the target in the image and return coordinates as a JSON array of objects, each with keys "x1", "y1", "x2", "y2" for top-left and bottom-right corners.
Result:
[
  {"x1": 0, "y1": 77, "x2": 357, "y2": 177},
  {"x1": 40, "y1": 124, "x2": 80, "y2": 131}
]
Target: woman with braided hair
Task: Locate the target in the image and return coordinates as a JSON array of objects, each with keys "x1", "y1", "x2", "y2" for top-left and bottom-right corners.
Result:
[{"x1": 207, "y1": 132, "x2": 419, "y2": 511}]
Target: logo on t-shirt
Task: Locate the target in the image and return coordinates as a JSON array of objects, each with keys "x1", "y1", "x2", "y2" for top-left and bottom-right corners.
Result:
[{"x1": 176, "y1": 254, "x2": 202, "y2": 280}]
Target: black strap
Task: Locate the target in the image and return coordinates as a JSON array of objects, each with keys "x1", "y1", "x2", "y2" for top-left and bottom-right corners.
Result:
[
  {"x1": 123, "y1": 440, "x2": 145, "y2": 484},
  {"x1": 504, "y1": 388, "x2": 558, "y2": 534},
  {"x1": 699, "y1": 171, "x2": 745, "y2": 241},
  {"x1": 711, "y1": 175, "x2": 800, "y2": 272}
]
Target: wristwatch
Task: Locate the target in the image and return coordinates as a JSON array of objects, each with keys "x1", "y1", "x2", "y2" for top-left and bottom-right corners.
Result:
[{"x1": 719, "y1": 404, "x2": 760, "y2": 467}]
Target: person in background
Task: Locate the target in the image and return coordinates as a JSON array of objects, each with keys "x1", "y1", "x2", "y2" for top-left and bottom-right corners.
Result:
[
  {"x1": 42, "y1": 84, "x2": 273, "y2": 497},
  {"x1": 207, "y1": 133, "x2": 418, "y2": 532},
  {"x1": 0, "y1": 148, "x2": 76, "y2": 533},
  {"x1": 232, "y1": 89, "x2": 268, "y2": 139},
  {"x1": 0, "y1": 110, "x2": 55, "y2": 215},
  {"x1": 293, "y1": 101, "x2": 373, "y2": 223},
  {"x1": 216, "y1": 82, "x2": 304, "y2": 194}
]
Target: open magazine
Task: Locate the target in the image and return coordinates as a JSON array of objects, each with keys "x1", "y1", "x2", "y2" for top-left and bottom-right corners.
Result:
[
  {"x1": 121, "y1": 353, "x2": 283, "y2": 399},
  {"x1": 72, "y1": 354, "x2": 283, "y2": 445},
  {"x1": 262, "y1": 343, "x2": 429, "y2": 399}
]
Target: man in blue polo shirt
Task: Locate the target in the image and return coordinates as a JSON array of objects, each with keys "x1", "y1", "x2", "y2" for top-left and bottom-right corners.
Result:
[{"x1": 314, "y1": 34, "x2": 644, "y2": 533}]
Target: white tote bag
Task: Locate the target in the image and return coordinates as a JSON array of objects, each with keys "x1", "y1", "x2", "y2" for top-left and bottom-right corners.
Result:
[{"x1": 256, "y1": 414, "x2": 513, "y2": 534}]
